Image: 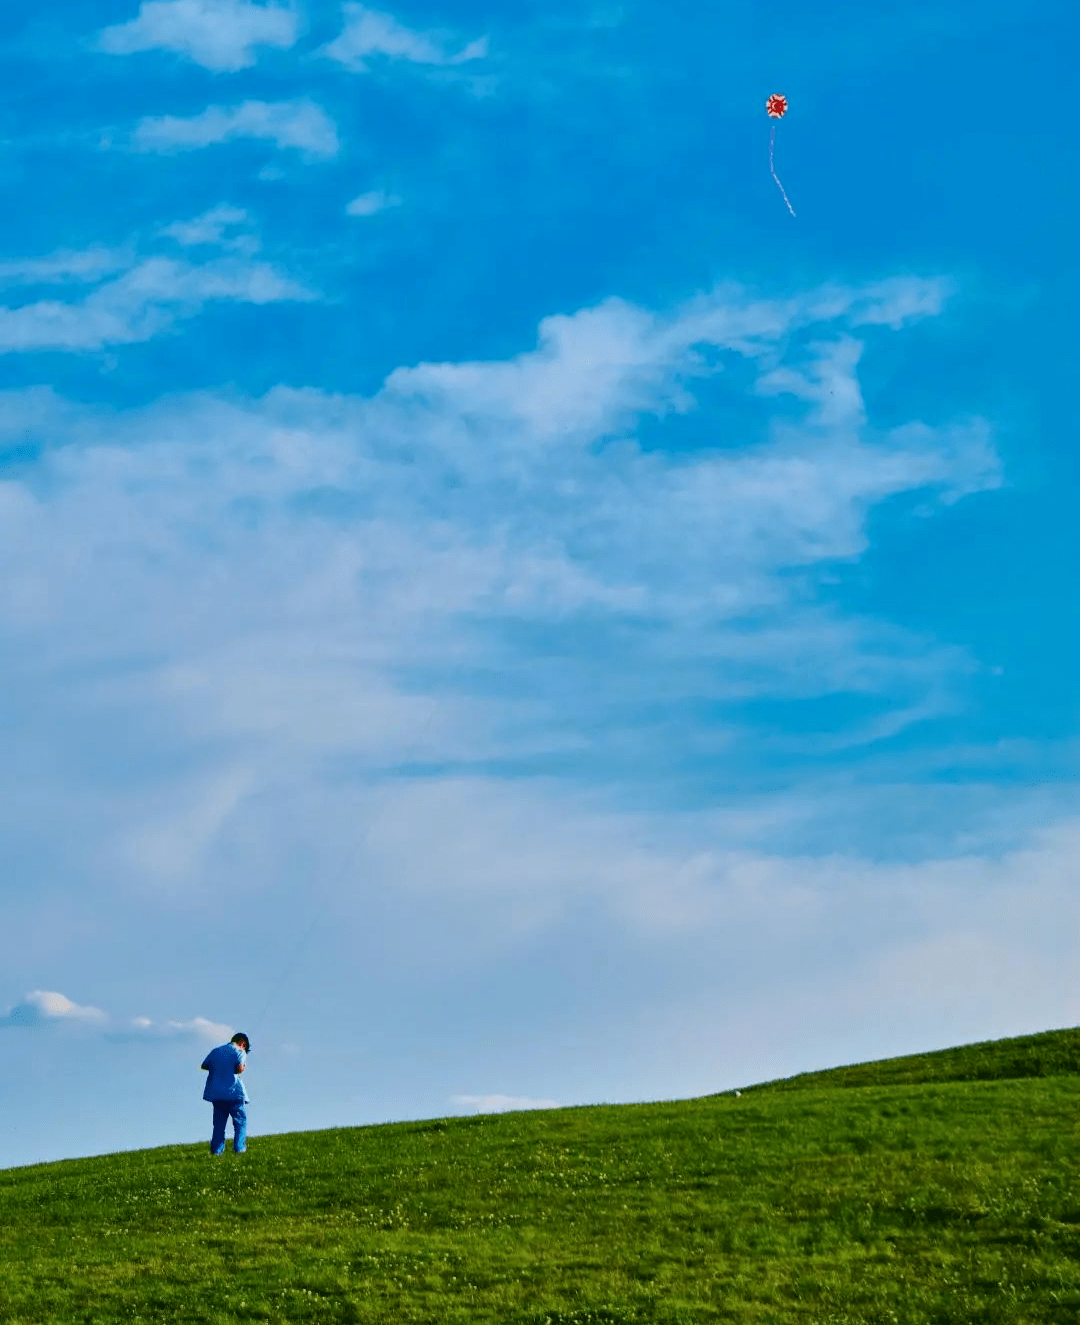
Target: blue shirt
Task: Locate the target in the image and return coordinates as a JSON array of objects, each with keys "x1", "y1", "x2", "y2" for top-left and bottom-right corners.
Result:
[{"x1": 201, "y1": 1042, "x2": 249, "y2": 1102}]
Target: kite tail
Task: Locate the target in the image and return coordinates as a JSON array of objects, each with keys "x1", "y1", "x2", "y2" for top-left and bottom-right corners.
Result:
[{"x1": 769, "y1": 124, "x2": 796, "y2": 218}]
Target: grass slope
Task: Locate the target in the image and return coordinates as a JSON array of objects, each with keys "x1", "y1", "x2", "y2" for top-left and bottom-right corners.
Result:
[
  {"x1": 1, "y1": 1029, "x2": 1078, "y2": 1324},
  {"x1": 739, "y1": 1025, "x2": 1080, "y2": 1094}
]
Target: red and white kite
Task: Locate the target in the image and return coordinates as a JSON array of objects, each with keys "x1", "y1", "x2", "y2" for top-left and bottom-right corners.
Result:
[{"x1": 766, "y1": 94, "x2": 795, "y2": 217}]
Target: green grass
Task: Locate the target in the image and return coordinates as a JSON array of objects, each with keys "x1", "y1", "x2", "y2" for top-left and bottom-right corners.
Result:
[
  {"x1": 741, "y1": 1025, "x2": 1080, "y2": 1093},
  {"x1": 2, "y1": 1028, "x2": 1079, "y2": 1324}
]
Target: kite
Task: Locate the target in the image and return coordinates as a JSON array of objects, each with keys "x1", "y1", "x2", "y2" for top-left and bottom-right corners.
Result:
[{"x1": 766, "y1": 94, "x2": 796, "y2": 218}]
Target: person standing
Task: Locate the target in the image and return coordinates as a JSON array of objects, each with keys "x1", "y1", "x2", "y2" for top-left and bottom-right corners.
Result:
[{"x1": 200, "y1": 1032, "x2": 250, "y2": 1155}]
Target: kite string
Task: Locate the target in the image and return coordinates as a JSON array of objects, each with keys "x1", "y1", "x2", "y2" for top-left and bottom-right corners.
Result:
[
  {"x1": 249, "y1": 769, "x2": 392, "y2": 1040},
  {"x1": 250, "y1": 695, "x2": 444, "y2": 1040},
  {"x1": 769, "y1": 124, "x2": 796, "y2": 218}
]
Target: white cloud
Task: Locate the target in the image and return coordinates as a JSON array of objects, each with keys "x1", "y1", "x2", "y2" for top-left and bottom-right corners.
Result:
[
  {"x1": 168, "y1": 1016, "x2": 234, "y2": 1040},
  {"x1": 96, "y1": 0, "x2": 302, "y2": 72},
  {"x1": 0, "y1": 247, "x2": 134, "y2": 287},
  {"x1": 619, "y1": 818, "x2": 1080, "y2": 1094},
  {"x1": 112, "y1": 1014, "x2": 233, "y2": 1042},
  {"x1": 0, "y1": 991, "x2": 232, "y2": 1043},
  {"x1": 378, "y1": 279, "x2": 959, "y2": 451},
  {"x1": 0, "y1": 277, "x2": 1000, "y2": 772},
  {"x1": 345, "y1": 189, "x2": 402, "y2": 217},
  {"x1": 129, "y1": 99, "x2": 340, "y2": 159},
  {"x1": 390, "y1": 788, "x2": 1080, "y2": 1089},
  {"x1": 158, "y1": 204, "x2": 259, "y2": 253},
  {"x1": 0, "y1": 990, "x2": 106, "y2": 1028},
  {"x1": 0, "y1": 248, "x2": 317, "y2": 353},
  {"x1": 0, "y1": 275, "x2": 1034, "y2": 1068},
  {"x1": 320, "y1": 3, "x2": 488, "y2": 72},
  {"x1": 451, "y1": 1094, "x2": 562, "y2": 1115},
  {"x1": 0, "y1": 276, "x2": 995, "y2": 661},
  {"x1": 123, "y1": 766, "x2": 255, "y2": 888}
]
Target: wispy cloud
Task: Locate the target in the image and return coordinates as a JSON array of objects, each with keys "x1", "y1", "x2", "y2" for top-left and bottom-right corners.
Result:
[
  {"x1": 123, "y1": 766, "x2": 255, "y2": 888},
  {"x1": 0, "y1": 990, "x2": 230, "y2": 1042},
  {"x1": 320, "y1": 4, "x2": 488, "y2": 72},
  {"x1": 0, "y1": 241, "x2": 317, "y2": 353},
  {"x1": 451, "y1": 1094, "x2": 562, "y2": 1114},
  {"x1": 0, "y1": 276, "x2": 996, "y2": 705},
  {"x1": 96, "y1": 0, "x2": 303, "y2": 72},
  {"x1": 126, "y1": 98, "x2": 340, "y2": 158},
  {"x1": 108, "y1": 1014, "x2": 233, "y2": 1042},
  {"x1": 0, "y1": 275, "x2": 1010, "y2": 971},
  {"x1": 158, "y1": 204, "x2": 260, "y2": 253},
  {"x1": 0, "y1": 247, "x2": 135, "y2": 287},
  {"x1": 345, "y1": 189, "x2": 402, "y2": 217},
  {"x1": 0, "y1": 990, "x2": 106, "y2": 1028},
  {"x1": 377, "y1": 277, "x2": 961, "y2": 451}
]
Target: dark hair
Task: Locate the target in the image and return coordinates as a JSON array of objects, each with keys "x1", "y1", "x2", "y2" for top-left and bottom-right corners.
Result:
[{"x1": 232, "y1": 1032, "x2": 250, "y2": 1051}]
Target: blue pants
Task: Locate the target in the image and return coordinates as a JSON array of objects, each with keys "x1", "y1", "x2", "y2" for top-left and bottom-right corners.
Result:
[{"x1": 210, "y1": 1100, "x2": 247, "y2": 1154}]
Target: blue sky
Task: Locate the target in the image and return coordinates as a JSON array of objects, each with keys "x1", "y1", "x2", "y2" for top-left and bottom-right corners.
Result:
[{"x1": 0, "y1": 0, "x2": 1076, "y2": 1170}]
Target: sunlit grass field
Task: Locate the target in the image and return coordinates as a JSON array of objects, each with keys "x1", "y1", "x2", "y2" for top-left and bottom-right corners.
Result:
[{"x1": 2, "y1": 1028, "x2": 1078, "y2": 1323}]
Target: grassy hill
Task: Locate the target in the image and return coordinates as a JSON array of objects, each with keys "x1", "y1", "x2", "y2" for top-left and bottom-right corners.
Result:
[
  {"x1": 739, "y1": 1024, "x2": 1080, "y2": 1093},
  {"x1": 1, "y1": 1028, "x2": 1078, "y2": 1324}
]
